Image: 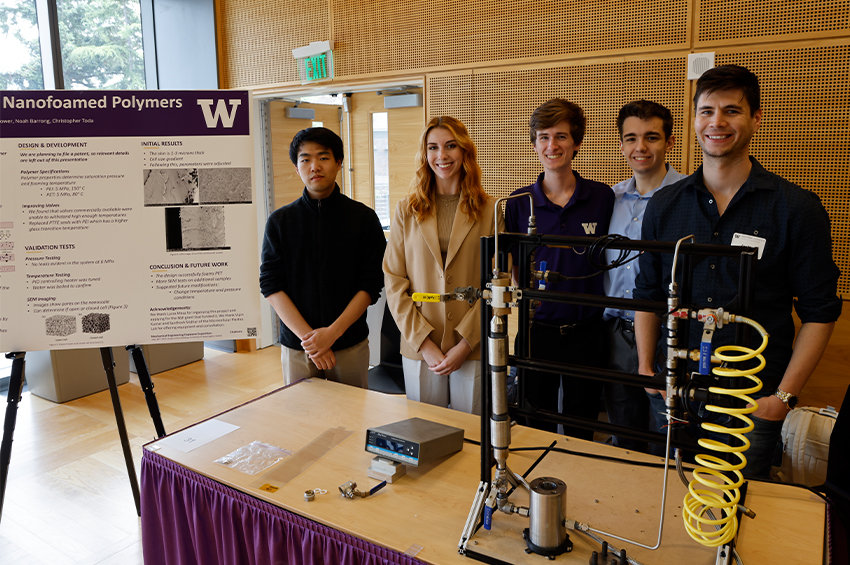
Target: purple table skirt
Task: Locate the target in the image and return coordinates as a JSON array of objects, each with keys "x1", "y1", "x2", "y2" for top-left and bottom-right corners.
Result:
[{"x1": 141, "y1": 450, "x2": 427, "y2": 565}]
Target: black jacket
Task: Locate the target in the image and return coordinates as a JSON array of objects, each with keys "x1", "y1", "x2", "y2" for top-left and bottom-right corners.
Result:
[{"x1": 259, "y1": 185, "x2": 386, "y2": 351}]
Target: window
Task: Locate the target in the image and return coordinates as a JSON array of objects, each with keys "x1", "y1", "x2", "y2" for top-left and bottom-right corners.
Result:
[
  {"x1": 0, "y1": 0, "x2": 44, "y2": 89},
  {"x1": 56, "y1": 0, "x2": 145, "y2": 89},
  {"x1": 0, "y1": 0, "x2": 145, "y2": 90},
  {"x1": 372, "y1": 112, "x2": 389, "y2": 229}
]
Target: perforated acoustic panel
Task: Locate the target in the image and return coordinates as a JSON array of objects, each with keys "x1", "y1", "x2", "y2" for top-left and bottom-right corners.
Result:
[
  {"x1": 331, "y1": 0, "x2": 427, "y2": 77},
  {"x1": 698, "y1": 0, "x2": 850, "y2": 43},
  {"x1": 690, "y1": 46, "x2": 850, "y2": 294},
  {"x1": 219, "y1": 0, "x2": 330, "y2": 88},
  {"x1": 332, "y1": 0, "x2": 689, "y2": 78},
  {"x1": 429, "y1": 58, "x2": 688, "y2": 201}
]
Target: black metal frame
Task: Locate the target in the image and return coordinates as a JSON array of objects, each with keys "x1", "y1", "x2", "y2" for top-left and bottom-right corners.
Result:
[{"x1": 478, "y1": 232, "x2": 758, "y2": 483}]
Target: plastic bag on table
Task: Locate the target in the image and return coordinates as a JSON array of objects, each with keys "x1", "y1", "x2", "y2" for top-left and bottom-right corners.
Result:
[{"x1": 215, "y1": 441, "x2": 293, "y2": 475}]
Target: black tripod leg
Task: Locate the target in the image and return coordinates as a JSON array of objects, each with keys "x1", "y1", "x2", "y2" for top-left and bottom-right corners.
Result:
[
  {"x1": 126, "y1": 345, "x2": 166, "y2": 438},
  {"x1": 1, "y1": 352, "x2": 26, "y2": 524},
  {"x1": 100, "y1": 347, "x2": 141, "y2": 516}
]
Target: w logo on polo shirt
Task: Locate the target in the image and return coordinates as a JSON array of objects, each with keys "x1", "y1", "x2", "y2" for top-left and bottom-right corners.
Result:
[{"x1": 582, "y1": 223, "x2": 597, "y2": 234}]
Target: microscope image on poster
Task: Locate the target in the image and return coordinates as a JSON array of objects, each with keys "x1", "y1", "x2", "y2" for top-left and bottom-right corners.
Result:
[
  {"x1": 143, "y1": 168, "x2": 199, "y2": 206},
  {"x1": 82, "y1": 313, "x2": 111, "y2": 334},
  {"x1": 144, "y1": 168, "x2": 252, "y2": 207},
  {"x1": 164, "y1": 206, "x2": 229, "y2": 252},
  {"x1": 197, "y1": 168, "x2": 252, "y2": 204},
  {"x1": 45, "y1": 315, "x2": 76, "y2": 337}
]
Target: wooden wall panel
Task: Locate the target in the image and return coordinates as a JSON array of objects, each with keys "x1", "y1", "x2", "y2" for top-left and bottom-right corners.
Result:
[
  {"x1": 697, "y1": 0, "x2": 850, "y2": 44},
  {"x1": 428, "y1": 72, "x2": 475, "y2": 130},
  {"x1": 331, "y1": 0, "x2": 427, "y2": 77},
  {"x1": 221, "y1": 0, "x2": 690, "y2": 87},
  {"x1": 327, "y1": 0, "x2": 689, "y2": 80},
  {"x1": 218, "y1": 0, "x2": 329, "y2": 88},
  {"x1": 690, "y1": 45, "x2": 850, "y2": 294},
  {"x1": 268, "y1": 101, "x2": 343, "y2": 211},
  {"x1": 423, "y1": 0, "x2": 689, "y2": 67}
]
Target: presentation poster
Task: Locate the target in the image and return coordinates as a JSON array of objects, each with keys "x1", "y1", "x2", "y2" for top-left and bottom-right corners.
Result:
[{"x1": 0, "y1": 90, "x2": 260, "y2": 352}]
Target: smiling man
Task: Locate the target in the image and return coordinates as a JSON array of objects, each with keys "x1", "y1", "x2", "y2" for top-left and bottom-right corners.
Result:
[
  {"x1": 602, "y1": 100, "x2": 686, "y2": 453},
  {"x1": 505, "y1": 99, "x2": 614, "y2": 438},
  {"x1": 260, "y1": 127, "x2": 386, "y2": 387},
  {"x1": 634, "y1": 65, "x2": 841, "y2": 477}
]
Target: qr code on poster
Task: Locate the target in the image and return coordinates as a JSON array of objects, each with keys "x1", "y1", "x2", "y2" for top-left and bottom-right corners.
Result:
[{"x1": 247, "y1": 327, "x2": 257, "y2": 337}]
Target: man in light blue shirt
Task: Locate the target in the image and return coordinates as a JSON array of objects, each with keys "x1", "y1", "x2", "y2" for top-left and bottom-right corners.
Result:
[{"x1": 603, "y1": 100, "x2": 686, "y2": 452}]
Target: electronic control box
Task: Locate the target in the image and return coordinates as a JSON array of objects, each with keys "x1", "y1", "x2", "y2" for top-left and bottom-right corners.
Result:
[{"x1": 365, "y1": 417, "x2": 464, "y2": 467}]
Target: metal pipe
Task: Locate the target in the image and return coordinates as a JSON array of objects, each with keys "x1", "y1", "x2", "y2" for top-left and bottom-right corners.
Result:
[
  {"x1": 583, "y1": 413, "x2": 673, "y2": 550},
  {"x1": 493, "y1": 193, "x2": 535, "y2": 277},
  {"x1": 489, "y1": 315, "x2": 510, "y2": 474},
  {"x1": 496, "y1": 232, "x2": 750, "y2": 258}
]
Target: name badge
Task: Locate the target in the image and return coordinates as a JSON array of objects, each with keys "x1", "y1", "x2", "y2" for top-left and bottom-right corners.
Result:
[{"x1": 731, "y1": 232, "x2": 766, "y2": 260}]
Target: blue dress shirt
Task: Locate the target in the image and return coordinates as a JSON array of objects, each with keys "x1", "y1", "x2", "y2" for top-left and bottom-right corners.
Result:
[{"x1": 603, "y1": 165, "x2": 687, "y2": 321}]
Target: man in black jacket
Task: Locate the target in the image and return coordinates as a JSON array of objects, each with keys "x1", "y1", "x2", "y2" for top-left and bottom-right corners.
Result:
[{"x1": 260, "y1": 127, "x2": 386, "y2": 387}]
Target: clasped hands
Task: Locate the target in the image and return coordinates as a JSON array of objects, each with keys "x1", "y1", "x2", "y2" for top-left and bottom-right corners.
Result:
[
  {"x1": 301, "y1": 326, "x2": 340, "y2": 370},
  {"x1": 419, "y1": 337, "x2": 472, "y2": 376}
]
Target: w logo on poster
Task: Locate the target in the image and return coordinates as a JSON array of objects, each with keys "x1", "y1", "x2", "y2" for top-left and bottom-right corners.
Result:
[
  {"x1": 197, "y1": 99, "x2": 242, "y2": 128},
  {"x1": 582, "y1": 222, "x2": 597, "y2": 235}
]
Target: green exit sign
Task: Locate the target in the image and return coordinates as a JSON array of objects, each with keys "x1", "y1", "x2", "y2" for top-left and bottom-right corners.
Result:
[
  {"x1": 292, "y1": 41, "x2": 335, "y2": 84},
  {"x1": 298, "y1": 53, "x2": 331, "y2": 82}
]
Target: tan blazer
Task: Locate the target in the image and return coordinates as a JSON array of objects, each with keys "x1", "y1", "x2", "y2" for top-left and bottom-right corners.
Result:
[{"x1": 383, "y1": 196, "x2": 503, "y2": 360}]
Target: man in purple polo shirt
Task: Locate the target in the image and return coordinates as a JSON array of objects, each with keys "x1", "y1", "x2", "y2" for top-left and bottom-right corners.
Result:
[{"x1": 506, "y1": 99, "x2": 614, "y2": 439}]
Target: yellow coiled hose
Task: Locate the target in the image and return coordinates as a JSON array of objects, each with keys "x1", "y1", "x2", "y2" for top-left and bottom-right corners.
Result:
[{"x1": 682, "y1": 315, "x2": 767, "y2": 547}]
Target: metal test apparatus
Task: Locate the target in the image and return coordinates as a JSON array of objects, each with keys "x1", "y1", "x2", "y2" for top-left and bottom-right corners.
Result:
[{"x1": 414, "y1": 195, "x2": 768, "y2": 565}]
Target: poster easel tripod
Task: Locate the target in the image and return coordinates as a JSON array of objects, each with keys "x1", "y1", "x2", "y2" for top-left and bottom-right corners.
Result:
[{"x1": 0, "y1": 344, "x2": 166, "y2": 523}]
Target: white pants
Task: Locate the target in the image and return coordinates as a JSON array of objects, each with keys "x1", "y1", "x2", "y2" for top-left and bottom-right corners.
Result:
[
  {"x1": 402, "y1": 357, "x2": 481, "y2": 415},
  {"x1": 280, "y1": 339, "x2": 369, "y2": 389}
]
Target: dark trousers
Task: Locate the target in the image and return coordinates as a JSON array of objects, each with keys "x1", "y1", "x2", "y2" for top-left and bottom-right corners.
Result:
[
  {"x1": 521, "y1": 316, "x2": 604, "y2": 440},
  {"x1": 601, "y1": 317, "x2": 651, "y2": 452}
]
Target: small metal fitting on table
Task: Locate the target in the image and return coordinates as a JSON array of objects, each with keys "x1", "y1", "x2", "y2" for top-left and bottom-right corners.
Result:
[{"x1": 339, "y1": 480, "x2": 387, "y2": 499}]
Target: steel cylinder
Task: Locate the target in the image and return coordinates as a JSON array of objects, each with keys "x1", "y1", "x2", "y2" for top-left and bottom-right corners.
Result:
[
  {"x1": 490, "y1": 420, "x2": 510, "y2": 451},
  {"x1": 489, "y1": 314, "x2": 511, "y2": 466},
  {"x1": 489, "y1": 315, "x2": 508, "y2": 415},
  {"x1": 528, "y1": 477, "x2": 567, "y2": 549}
]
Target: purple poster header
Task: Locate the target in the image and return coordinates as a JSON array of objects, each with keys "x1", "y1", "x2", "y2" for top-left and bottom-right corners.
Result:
[{"x1": 0, "y1": 90, "x2": 250, "y2": 138}]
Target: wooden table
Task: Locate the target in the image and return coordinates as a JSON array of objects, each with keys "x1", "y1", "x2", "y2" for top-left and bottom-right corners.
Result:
[{"x1": 141, "y1": 378, "x2": 825, "y2": 565}]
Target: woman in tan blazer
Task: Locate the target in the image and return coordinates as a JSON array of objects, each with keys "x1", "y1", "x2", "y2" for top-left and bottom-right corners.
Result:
[{"x1": 383, "y1": 116, "x2": 502, "y2": 414}]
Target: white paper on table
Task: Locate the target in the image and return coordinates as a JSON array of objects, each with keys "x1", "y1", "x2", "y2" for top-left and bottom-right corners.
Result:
[{"x1": 155, "y1": 419, "x2": 240, "y2": 452}]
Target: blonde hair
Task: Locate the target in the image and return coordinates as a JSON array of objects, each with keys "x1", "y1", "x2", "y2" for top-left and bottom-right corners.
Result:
[{"x1": 407, "y1": 116, "x2": 487, "y2": 223}]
